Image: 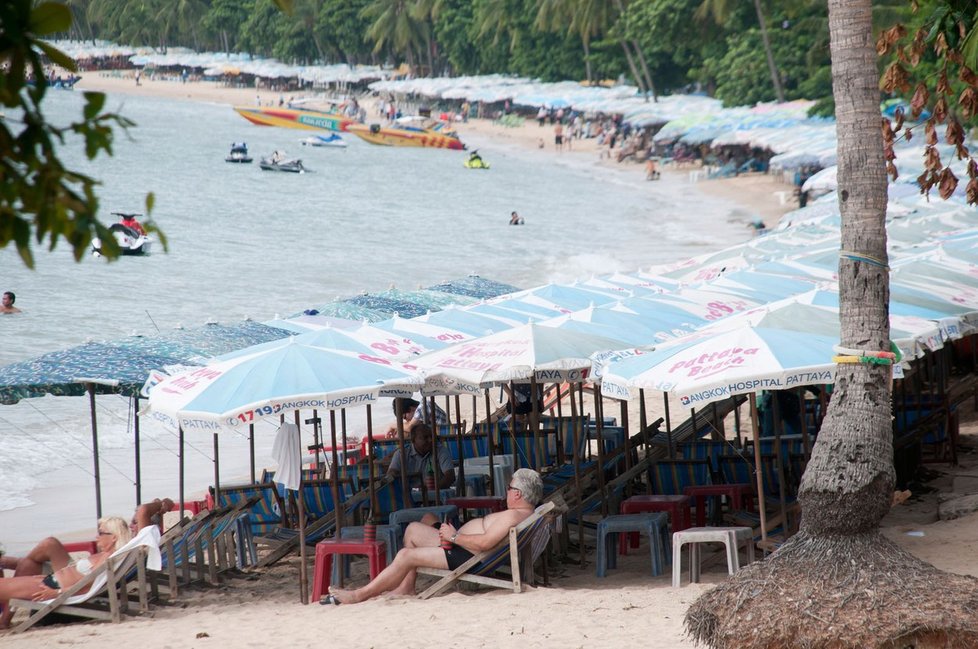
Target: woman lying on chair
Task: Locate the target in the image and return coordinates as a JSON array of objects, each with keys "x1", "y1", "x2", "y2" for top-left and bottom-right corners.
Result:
[
  {"x1": 0, "y1": 498, "x2": 173, "y2": 628},
  {"x1": 322, "y1": 470, "x2": 543, "y2": 606}
]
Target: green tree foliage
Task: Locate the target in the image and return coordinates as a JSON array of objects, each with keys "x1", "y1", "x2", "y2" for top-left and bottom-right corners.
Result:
[
  {"x1": 0, "y1": 0, "x2": 161, "y2": 267},
  {"x1": 317, "y1": 0, "x2": 372, "y2": 64}
]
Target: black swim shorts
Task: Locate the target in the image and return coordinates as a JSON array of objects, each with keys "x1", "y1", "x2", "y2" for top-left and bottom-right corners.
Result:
[{"x1": 443, "y1": 545, "x2": 475, "y2": 571}]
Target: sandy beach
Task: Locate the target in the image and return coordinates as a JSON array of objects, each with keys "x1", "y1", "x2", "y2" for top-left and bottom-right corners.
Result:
[{"x1": 4, "y1": 73, "x2": 974, "y2": 647}]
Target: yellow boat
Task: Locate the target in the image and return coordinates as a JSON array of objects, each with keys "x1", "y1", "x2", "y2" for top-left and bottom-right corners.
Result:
[
  {"x1": 347, "y1": 122, "x2": 465, "y2": 150},
  {"x1": 233, "y1": 106, "x2": 356, "y2": 132}
]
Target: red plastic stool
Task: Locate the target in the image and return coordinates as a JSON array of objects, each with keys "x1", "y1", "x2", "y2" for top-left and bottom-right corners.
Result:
[
  {"x1": 312, "y1": 539, "x2": 387, "y2": 601},
  {"x1": 618, "y1": 495, "x2": 692, "y2": 555}
]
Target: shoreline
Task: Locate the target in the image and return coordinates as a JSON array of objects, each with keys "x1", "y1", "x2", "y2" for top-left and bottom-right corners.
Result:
[{"x1": 75, "y1": 72, "x2": 799, "y2": 228}]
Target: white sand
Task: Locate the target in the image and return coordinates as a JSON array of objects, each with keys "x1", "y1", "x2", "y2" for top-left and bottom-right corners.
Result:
[{"x1": 4, "y1": 72, "x2": 974, "y2": 646}]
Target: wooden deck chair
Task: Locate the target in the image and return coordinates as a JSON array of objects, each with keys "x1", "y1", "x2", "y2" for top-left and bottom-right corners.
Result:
[
  {"x1": 416, "y1": 501, "x2": 556, "y2": 599},
  {"x1": 11, "y1": 526, "x2": 162, "y2": 632}
]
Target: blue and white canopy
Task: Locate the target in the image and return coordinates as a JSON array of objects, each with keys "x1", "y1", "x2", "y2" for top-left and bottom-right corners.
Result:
[{"x1": 144, "y1": 339, "x2": 422, "y2": 432}]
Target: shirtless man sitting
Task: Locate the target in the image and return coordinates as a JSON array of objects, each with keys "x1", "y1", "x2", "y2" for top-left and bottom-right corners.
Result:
[{"x1": 323, "y1": 469, "x2": 544, "y2": 605}]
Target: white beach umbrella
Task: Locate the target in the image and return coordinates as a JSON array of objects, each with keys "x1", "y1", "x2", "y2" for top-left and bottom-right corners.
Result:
[{"x1": 410, "y1": 322, "x2": 631, "y2": 395}]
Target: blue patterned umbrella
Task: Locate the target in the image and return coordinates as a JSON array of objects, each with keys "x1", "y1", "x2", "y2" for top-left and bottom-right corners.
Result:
[{"x1": 426, "y1": 276, "x2": 520, "y2": 300}]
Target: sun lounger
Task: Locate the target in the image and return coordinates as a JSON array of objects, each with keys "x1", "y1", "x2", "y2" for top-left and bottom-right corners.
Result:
[
  {"x1": 416, "y1": 501, "x2": 556, "y2": 599},
  {"x1": 10, "y1": 525, "x2": 162, "y2": 632}
]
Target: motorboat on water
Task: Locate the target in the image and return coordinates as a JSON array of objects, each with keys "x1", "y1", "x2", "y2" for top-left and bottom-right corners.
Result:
[
  {"x1": 259, "y1": 152, "x2": 309, "y2": 173},
  {"x1": 92, "y1": 214, "x2": 153, "y2": 257},
  {"x1": 301, "y1": 133, "x2": 347, "y2": 148},
  {"x1": 226, "y1": 142, "x2": 253, "y2": 163},
  {"x1": 347, "y1": 117, "x2": 465, "y2": 150},
  {"x1": 233, "y1": 106, "x2": 357, "y2": 132}
]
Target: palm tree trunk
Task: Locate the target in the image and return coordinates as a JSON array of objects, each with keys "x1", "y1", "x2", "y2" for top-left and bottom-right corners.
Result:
[
  {"x1": 582, "y1": 37, "x2": 593, "y2": 84},
  {"x1": 797, "y1": 0, "x2": 892, "y2": 534},
  {"x1": 619, "y1": 40, "x2": 647, "y2": 96},
  {"x1": 753, "y1": 0, "x2": 785, "y2": 102},
  {"x1": 632, "y1": 40, "x2": 657, "y2": 102}
]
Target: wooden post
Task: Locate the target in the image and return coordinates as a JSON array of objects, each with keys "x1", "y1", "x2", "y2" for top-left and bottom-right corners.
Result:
[
  {"x1": 249, "y1": 423, "x2": 256, "y2": 483},
  {"x1": 485, "y1": 390, "x2": 495, "y2": 496},
  {"x1": 569, "y1": 384, "x2": 584, "y2": 566},
  {"x1": 749, "y1": 393, "x2": 768, "y2": 545},
  {"x1": 87, "y1": 383, "x2": 103, "y2": 519},
  {"x1": 394, "y1": 399, "x2": 410, "y2": 509},
  {"x1": 454, "y1": 394, "x2": 465, "y2": 495},
  {"x1": 296, "y1": 409, "x2": 308, "y2": 604},
  {"x1": 133, "y1": 395, "x2": 142, "y2": 505},
  {"x1": 592, "y1": 384, "x2": 608, "y2": 517},
  {"x1": 212, "y1": 432, "x2": 221, "y2": 509},
  {"x1": 328, "y1": 411, "x2": 344, "y2": 535},
  {"x1": 663, "y1": 393, "x2": 673, "y2": 459}
]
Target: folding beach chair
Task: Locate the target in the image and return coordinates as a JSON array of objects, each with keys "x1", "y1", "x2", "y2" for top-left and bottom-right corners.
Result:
[
  {"x1": 11, "y1": 526, "x2": 162, "y2": 632},
  {"x1": 416, "y1": 501, "x2": 556, "y2": 599}
]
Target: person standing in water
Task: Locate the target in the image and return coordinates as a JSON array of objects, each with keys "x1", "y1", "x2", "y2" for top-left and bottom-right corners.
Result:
[{"x1": 509, "y1": 211, "x2": 524, "y2": 225}]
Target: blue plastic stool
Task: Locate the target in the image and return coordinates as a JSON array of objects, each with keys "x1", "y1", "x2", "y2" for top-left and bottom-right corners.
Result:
[
  {"x1": 595, "y1": 513, "x2": 669, "y2": 578},
  {"x1": 332, "y1": 524, "x2": 400, "y2": 583},
  {"x1": 389, "y1": 505, "x2": 458, "y2": 533}
]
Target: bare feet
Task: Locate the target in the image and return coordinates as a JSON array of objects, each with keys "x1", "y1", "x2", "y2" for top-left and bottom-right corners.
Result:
[{"x1": 328, "y1": 587, "x2": 359, "y2": 605}]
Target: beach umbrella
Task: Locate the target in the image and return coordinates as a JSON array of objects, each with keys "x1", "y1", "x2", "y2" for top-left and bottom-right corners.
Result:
[
  {"x1": 419, "y1": 305, "x2": 520, "y2": 336},
  {"x1": 600, "y1": 326, "x2": 837, "y2": 407},
  {"x1": 372, "y1": 315, "x2": 474, "y2": 348},
  {"x1": 410, "y1": 322, "x2": 631, "y2": 394},
  {"x1": 144, "y1": 339, "x2": 421, "y2": 431},
  {"x1": 217, "y1": 323, "x2": 434, "y2": 362}
]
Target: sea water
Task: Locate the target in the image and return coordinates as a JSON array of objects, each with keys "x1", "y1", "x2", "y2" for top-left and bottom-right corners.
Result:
[{"x1": 0, "y1": 90, "x2": 750, "y2": 551}]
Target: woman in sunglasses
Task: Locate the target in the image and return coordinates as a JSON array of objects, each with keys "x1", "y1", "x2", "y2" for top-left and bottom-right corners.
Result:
[{"x1": 0, "y1": 498, "x2": 171, "y2": 628}]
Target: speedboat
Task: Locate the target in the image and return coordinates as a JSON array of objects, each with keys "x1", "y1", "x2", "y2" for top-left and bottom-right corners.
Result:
[
  {"x1": 259, "y1": 154, "x2": 309, "y2": 173},
  {"x1": 92, "y1": 223, "x2": 153, "y2": 257},
  {"x1": 347, "y1": 120, "x2": 465, "y2": 150},
  {"x1": 301, "y1": 133, "x2": 347, "y2": 148},
  {"x1": 233, "y1": 106, "x2": 357, "y2": 132},
  {"x1": 226, "y1": 142, "x2": 253, "y2": 163}
]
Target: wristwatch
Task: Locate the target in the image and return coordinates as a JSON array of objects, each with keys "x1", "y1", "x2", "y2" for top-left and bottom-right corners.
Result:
[{"x1": 450, "y1": 532, "x2": 459, "y2": 544}]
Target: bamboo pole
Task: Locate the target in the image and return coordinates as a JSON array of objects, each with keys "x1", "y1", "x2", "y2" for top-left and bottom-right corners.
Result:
[{"x1": 749, "y1": 393, "x2": 768, "y2": 545}]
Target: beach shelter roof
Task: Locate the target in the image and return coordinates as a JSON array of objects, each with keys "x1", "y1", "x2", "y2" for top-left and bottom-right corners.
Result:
[
  {"x1": 144, "y1": 340, "x2": 423, "y2": 432},
  {"x1": 0, "y1": 343, "x2": 191, "y2": 405},
  {"x1": 425, "y1": 276, "x2": 520, "y2": 300},
  {"x1": 410, "y1": 322, "x2": 631, "y2": 395},
  {"x1": 0, "y1": 321, "x2": 290, "y2": 405}
]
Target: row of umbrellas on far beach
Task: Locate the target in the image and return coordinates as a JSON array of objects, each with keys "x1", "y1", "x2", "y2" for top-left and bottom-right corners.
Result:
[{"x1": 143, "y1": 191, "x2": 978, "y2": 433}]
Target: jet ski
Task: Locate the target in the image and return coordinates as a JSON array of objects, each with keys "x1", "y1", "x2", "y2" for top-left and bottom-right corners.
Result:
[
  {"x1": 463, "y1": 151, "x2": 489, "y2": 169},
  {"x1": 301, "y1": 133, "x2": 347, "y2": 148},
  {"x1": 226, "y1": 142, "x2": 253, "y2": 163},
  {"x1": 92, "y1": 218, "x2": 153, "y2": 257},
  {"x1": 259, "y1": 152, "x2": 309, "y2": 173}
]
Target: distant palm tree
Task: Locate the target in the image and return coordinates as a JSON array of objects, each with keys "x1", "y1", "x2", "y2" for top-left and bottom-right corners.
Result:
[
  {"x1": 472, "y1": 0, "x2": 524, "y2": 53},
  {"x1": 534, "y1": 0, "x2": 613, "y2": 84},
  {"x1": 362, "y1": 0, "x2": 429, "y2": 70},
  {"x1": 696, "y1": 0, "x2": 784, "y2": 102}
]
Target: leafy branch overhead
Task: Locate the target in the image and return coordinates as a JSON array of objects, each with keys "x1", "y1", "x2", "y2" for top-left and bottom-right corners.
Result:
[
  {"x1": 0, "y1": 0, "x2": 163, "y2": 267},
  {"x1": 878, "y1": 5, "x2": 978, "y2": 203}
]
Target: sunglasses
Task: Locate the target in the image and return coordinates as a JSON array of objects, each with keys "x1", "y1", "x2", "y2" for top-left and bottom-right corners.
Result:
[{"x1": 98, "y1": 530, "x2": 113, "y2": 536}]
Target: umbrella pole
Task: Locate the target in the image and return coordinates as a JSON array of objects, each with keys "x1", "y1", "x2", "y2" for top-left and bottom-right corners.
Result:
[
  {"x1": 555, "y1": 384, "x2": 565, "y2": 466},
  {"x1": 569, "y1": 385, "x2": 584, "y2": 567},
  {"x1": 454, "y1": 395, "x2": 465, "y2": 496},
  {"x1": 134, "y1": 395, "x2": 142, "y2": 505},
  {"x1": 366, "y1": 405, "x2": 377, "y2": 517},
  {"x1": 798, "y1": 387, "x2": 812, "y2": 456},
  {"x1": 249, "y1": 424, "x2": 256, "y2": 484},
  {"x1": 620, "y1": 398, "x2": 631, "y2": 478},
  {"x1": 771, "y1": 394, "x2": 789, "y2": 540},
  {"x1": 734, "y1": 399, "x2": 743, "y2": 448},
  {"x1": 394, "y1": 400, "x2": 410, "y2": 511},
  {"x1": 663, "y1": 393, "x2": 673, "y2": 459},
  {"x1": 296, "y1": 410, "x2": 308, "y2": 604},
  {"x1": 530, "y1": 376, "x2": 542, "y2": 472},
  {"x1": 428, "y1": 396, "x2": 438, "y2": 506},
  {"x1": 592, "y1": 384, "x2": 608, "y2": 517},
  {"x1": 341, "y1": 408, "x2": 348, "y2": 477},
  {"x1": 749, "y1": 393, "x2": 768, "y2": 545},
  {"x1": 178, "y1": 425, "x2": 185, "y2": 516},
  {"x1": 87, "y1": 383, "x2": 103, "y2": 519},
  {"x1": 212, "y1": 432, "x2": 221, "y2": 510},
  {"x1": 639, "y1": 388, "x2": 649, "y2": 462},
  {"x1": 328, "y1": 411, "x2": 344, "y2": 541},
  {"x1": 577, "y1": 383, "x2": 587, "y2": 459},
  {"x1": 509, "y1": 381, "x2": 519, "y2": 468},
  {"x1": 311, "y1": 409, "x2": 322, "y2": 476},
  {"x1": 484, "y1": 391, "x2": 495, "y2": 496}
]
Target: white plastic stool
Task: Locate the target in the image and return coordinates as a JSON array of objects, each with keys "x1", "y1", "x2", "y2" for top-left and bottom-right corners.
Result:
[
  {"x1": 773, "y1": 190, "x2": 791, "y2": 205},
  {"x1": 671, "y1": 526, "x2": 754, "y2": 587}
]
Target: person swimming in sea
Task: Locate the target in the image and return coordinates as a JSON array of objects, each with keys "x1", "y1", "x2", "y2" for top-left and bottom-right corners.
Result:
[{"x1": 509, "y1": 211, "x2": 524, "y2": 225}]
